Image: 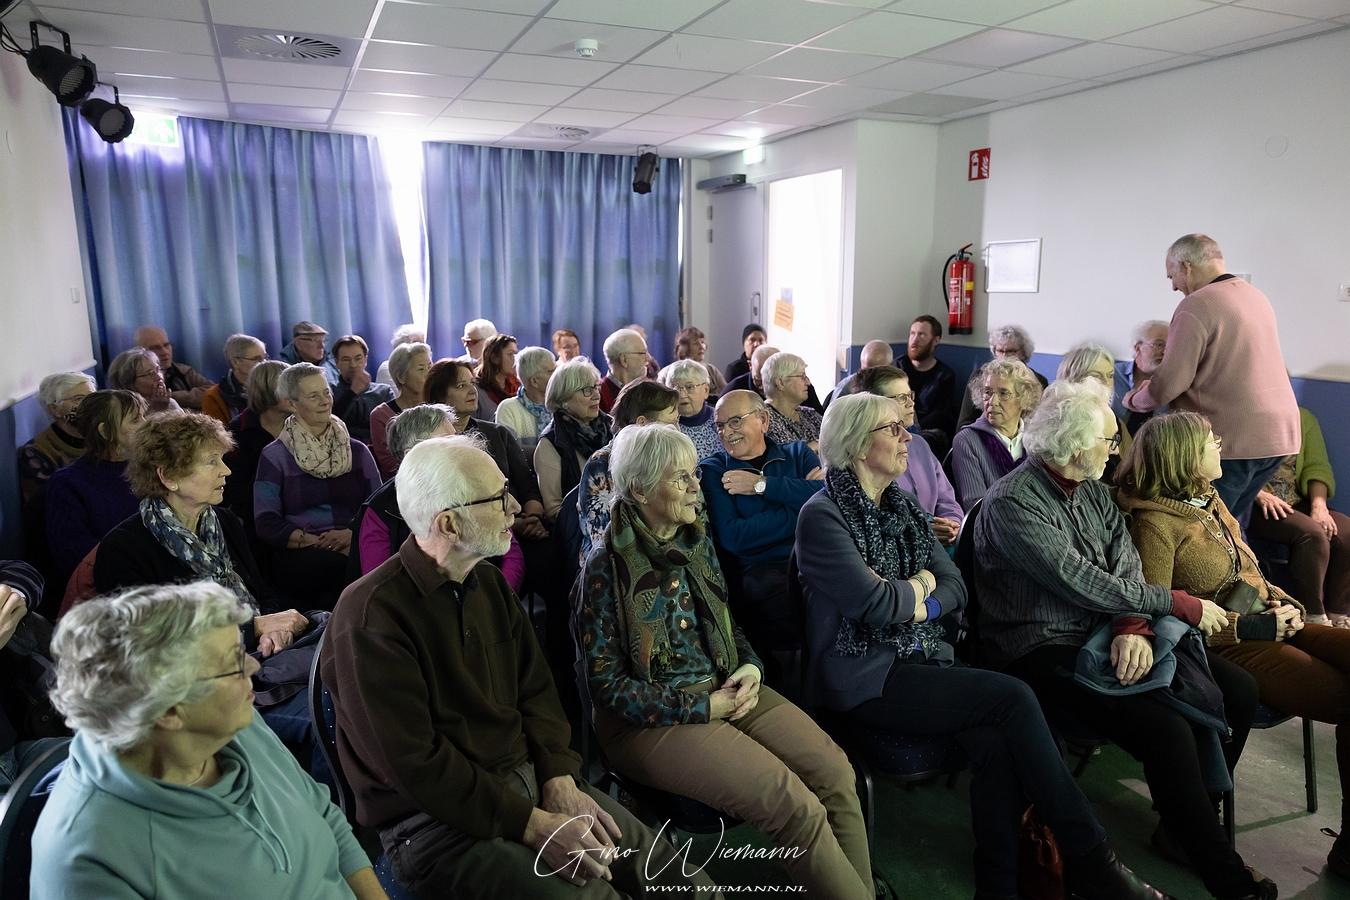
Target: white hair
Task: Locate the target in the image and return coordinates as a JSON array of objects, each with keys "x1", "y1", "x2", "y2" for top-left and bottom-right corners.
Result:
[
  {"x1": 1056, "y1": 343, "x2": 1115, "y2": 384},
  {"x1": 462, "y1": 318, "x2": 497, "y2": 341},
  {"x1": 659, "y1": 359, "x2": 710, "y2": 386},
  {"x1": 818, "y1": 393, "x2": 897, "y2": 471},
  {"x1": 1024, "y1": 380, "x2": 1113, "y2": 467},
  {"x1": 386, "y1": 404, "x2": 455, "y2": 462},
  {"x1": 223, "y1": 333, "x2": 265, "y2": 362},
  {"x1": 396, "y1": 435, "x2": 491, "y2": 539},
  {"x1": 969, "y1": 358, "x2": 1042, "y2": 411},
  {"x1": 1131, "y1": 320, "x2": 1168, "y2": 346},
  {"x1": 760, "y1": 352, "x2": 805, "y2": 399},
  {"x1": 988, "y1": 324, "x2": 1034, "y2": 360},
  {"x1": 388, "y1": 341, "x2": 431, "y2": 386},
  {"x1": 545, "y1": 356, "x2": 602, "y2": 413},
  {"x1": 609, "y1": 424, "x2": 697, "y2": 507},
  {"x1": 49, "y1": 583, "x2": 252, "y2": 753},
  {"x1": 751, "y1": 344, "x2": 778, "y2": 368},
  {"x1": 515, "y1": 346, "x2": 556, "y2": 383},
  {"x1": 390, "y1": 323, "x2": 425, "y2": 348},
  {"x1": 1167, "y1": 233, "x2": 1223, "y2": 267},
  {"x1": 38, "y1": 372, "x2": 96, "y2": 409},
  {"x1": 602, "y1": 328, "x2": 643, "y2": 366},
  {"x1": 276, "y1": 362, "x2": 327, "y2": 402}
]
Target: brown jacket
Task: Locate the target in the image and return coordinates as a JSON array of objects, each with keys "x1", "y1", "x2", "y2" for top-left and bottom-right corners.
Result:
[
  {"x1": 321, "y1": 536, "x2": 579, "y2": 838},
  {"x1": 1117, "y1": 489, "x2": 1298, "y2": 647}
]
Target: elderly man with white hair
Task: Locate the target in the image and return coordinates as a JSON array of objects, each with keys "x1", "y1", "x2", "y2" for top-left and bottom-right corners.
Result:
[
  {"x1": 201, "y1": 334, "x2": 267, "y2": 426},
  {"x1": 135, "y1": 325, "x2": 212, "y2": 409},
  {"x1": 976, "y1": 380, "x2": 1271, "y2": 900},
  {"x1": 597, "y1": 328, "x2": 648, "y2": 415},
  {"x1": 457, "y1": 318, "x2": 497, "y2": 365},
  {"x1": 956, "y1": 324, "x2": 1046, "y2": 431},
  {"x1": 1114, "y1": 320, "x2": 1168, "y2": 433},
  {"x1": 762, "y1": 351, "x2": 822, "y2": 449},
  {"x1": 322, "y1": 436, "x2": 715, "y2": 900},
  {"x1": 494, "y1": 346, "x2": 556, "y2": 455}
]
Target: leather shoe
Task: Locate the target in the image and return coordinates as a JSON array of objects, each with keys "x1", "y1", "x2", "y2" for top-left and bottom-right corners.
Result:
[
  {"x1": 1216, "y1": 866, "x2": 1277, "y2": 900},
  {"x1": 1063, "y1": 841, "x2": 1175, "y2": 900},
  {"x1": 1329, "y1": 834, "x2": 1350, "y2": 880}
]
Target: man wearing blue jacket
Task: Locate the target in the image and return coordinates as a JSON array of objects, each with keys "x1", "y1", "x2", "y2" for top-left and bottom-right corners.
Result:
[{"x1": 700, "y1": 391, "x2": 823, "y2": 672}]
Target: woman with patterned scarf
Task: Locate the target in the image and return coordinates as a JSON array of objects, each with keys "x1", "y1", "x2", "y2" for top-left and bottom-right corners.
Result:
[
  {"x1": 580, "y1": 424, "x2": 875, "y2": 899},
  {"x1": 253, "y1": 364, "x2": 381, "y2": 609},
  {"x1": 796, "y1": 393, "x2": 1171, "y2": 900}
]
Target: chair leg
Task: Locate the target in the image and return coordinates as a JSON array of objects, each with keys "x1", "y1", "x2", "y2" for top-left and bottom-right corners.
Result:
[
  {"x1": 1072, "y1": 748, "x2": 1093, "y2": 779},
  {"x1": 1303, "y1": 717, "x2": 1318, "y2": 814},
  {"x1": 1222, "y1": 790, "x2": 1235, "y2": 848},
  {"x1": 852, "y1": 758, "x2": 875, "y2": 853}
]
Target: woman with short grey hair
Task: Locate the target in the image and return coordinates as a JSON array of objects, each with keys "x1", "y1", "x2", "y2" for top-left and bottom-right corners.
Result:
[
  {"x1": 797, "y1": 393, "x2": 1167, "y2": 900},
  {"x1": 370, "y1": 341, "x2": 433, "y2": 479},
  {"x1": 34, "y1": 582, "x2": 385, "y2": 900},
  {"x1": 580, "y1": 424, "x2": 873, "y2": 898},
  {"x1": 761, "y1": 351, "x2": 822, "y2": 448},
  {"x1": 109, "y1": 347, "x2": 178, "y2": 413},
  {"x1": 375, "y1": 323, "x2": 426, "y2": 389},
  {"x1": 495, "y1": 345, "x2": 556, "y2": 455},
  {"x1": 19, "y1": 372, "x2": 96, "y2": 505},
  {"x1": 536, "y1": 356, "x2": 611, "y2": 520},
  {"x1": 950, "y1": 357, "x2": 1044, "y2": 508},
  {"x1": 660, "y1": 359, "x2": 720, "y2": 459},
  {"x1": 1056, "y1": 343, "x2": 1132, "y2": 480}
]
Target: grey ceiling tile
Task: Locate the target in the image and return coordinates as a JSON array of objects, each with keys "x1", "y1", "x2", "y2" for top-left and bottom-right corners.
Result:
[
  {"x1": 631, "y1": 34, "x2": 788, "y2": 72},
  {"x1": 544, "y1": 0, "x2": 722, "y2": 32},
  {"x1": 334, "y1": 109, "x2": 438, "y2": 130},
  {"x1": 660, "y1": 134, "x2": 749, "y2": 154},
  {"x1": 414, "y1": 0, "x2": 554, "y2": 13},
  {"x1": 1009, "y1": 43, "x2": 1179, "y2": 78},
  {"x1": 208, "y1": 0, "x2": 377, "y2": 37},
  {"x1": 39, "y1": 0, "x2": 203, "y2": 21},
  {"x1": 868, "y1": 92, "x2": 996, "y2": 115},
  {"x1": 559, "y1": 88, "x2": 680, "y2": 112},
  {"x1": 885, "y1": 0, "x2": 1067, "y2": 26},
  {"x1": 136, "y1": 99, "x2": 231, "y2": 120},
  {"x1": 623, "y1": 113, "x2": 726, "y2": 132},
  {"x1": 428, "y1": 115, "x2": 524, "y2": 135},
  {"x1": 533, "y1": 107, "x2": 637, "y2": 127},
  {"x1": 745, "y1": 47, "x2": 891, "y2": 81},
  {"x1": 360, "y1": 42, "x2": 498, "y2": 77},
  {"x1": 844, "y1": 58, "x2": 986, "y2": 91},
  {"x1": 221, "y1": 58, "x2": 352, "y2": 89},
  {"x1": 1090, "y1": 54, "x2": 1206, "y2": 82},
  {"x1": 1203, "y1": 19, "x2": 1341, "y2": 53},
  {"x1": 1234, "y1": 0, "x2": 1350, "y2": 17},
  {"x1": 805, "y1": 11, "x2": 984, "y2": 56},
  {"x1": 233, "y1": 104, "x2": 336, "y2": 125},
  {"x1": 785, "y1": 83, "x2": 910, "y2": 108},
  {"x1": 229, "y1": 84, "x2": 343, "y2": 106},
  {"x1": 341, "y1": 91, "x2": 452, "y2": 116},
  {"x1": 701, "y1": 119, "x2": 797, "y2": 137},
  {"x1": 1109, "y1": 4, "x2": 1319, "y2": 52},
  {"x1": 441, "y1": 98, "x2": 550, "y2": 120},
  {"x1": 107, "y1": 74, "x2": 224, "y2": 102},
  {"x1": 75, "y1": 45, "x2": 221, "y2": 80},
  {"x1": 371, "y1": 4, "x2": 534, "y2": 50},
  {"x1": 33, "y1": 9, "x2": 216, "y2": 55},
  {"x1": 693, "y1": 74, "x2": 825, "y2": 103},
  {"x1": 918, "y1": 28, "x2": 1084, "y2": 67},
  {"x1": 459, "y1": 79, "x2": 580, "y2": 105},
  {"x1": 681, "y1": 0, "x2": 870, "y2": 44},
  {"x1": 507, "y1": 19, "x2": 667, "y2": 62},
  {"x1": 1005, "y1": 0, "x2": 1218, "y2": 40},
  {"x1": 738, "y1": 104, "x2": 840, "y2": 125},
  {"x1": 349, "y1": 69, "x2": 472, "y2": 98},
  {"x1": 591, "y1": 64, "x2": 725, "y2": 93},
  {"x1": 928, "y1": 69, "x2": 1073, "y2": 99},
  {"x1": 654, "y1": 95, "x2": 765, "y2": 117},
  {"x1": 482, "y1": 53, "x2": 618, "y2": 85}
]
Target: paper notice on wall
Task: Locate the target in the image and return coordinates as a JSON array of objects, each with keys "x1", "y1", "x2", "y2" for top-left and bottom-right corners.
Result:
[
  {"x1": 984, "y1": 239, "x2": 1041, "y2": 293},
  {"x1": 774, "y1": 300, "x2": 795, "y2": 330}
]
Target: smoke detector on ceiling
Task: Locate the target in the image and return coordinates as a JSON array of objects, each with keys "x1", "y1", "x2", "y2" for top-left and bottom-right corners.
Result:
[
  {"x1": 574, "y1": 39, "x2": 598, "y2": 58},
  {"x1": 214, "y1": 25, "x2": 358, "y2": 67}
]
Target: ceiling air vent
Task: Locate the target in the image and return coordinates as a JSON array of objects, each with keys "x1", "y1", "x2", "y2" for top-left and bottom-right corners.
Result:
[
  {"x1": 215, "y1": 25, "x2": 358, "y2": 67},
  {"x1": 516, "y1": 124, "x2": 594, "y2": 140}
]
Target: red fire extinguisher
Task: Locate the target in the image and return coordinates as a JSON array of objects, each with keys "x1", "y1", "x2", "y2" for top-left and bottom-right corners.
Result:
[{"x1": 944, "y1": 244, "x2": 975, "y2": 335}]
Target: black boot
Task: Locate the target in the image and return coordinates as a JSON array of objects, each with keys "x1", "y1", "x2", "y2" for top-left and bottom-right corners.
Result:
[
  {"x1": 1330, "y1": 833, "x2": 1350, "y2": 880},
  {"x1": 1062, "y1": 840, "x2": 1175, "y2": 900},
  {"x1": 1215, "y1": 865, "x2": 1277, "y2": 900}
]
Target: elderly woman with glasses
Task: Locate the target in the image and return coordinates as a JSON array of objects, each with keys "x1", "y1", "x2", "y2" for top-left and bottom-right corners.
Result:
[
  {"x1": 659, "y1": 359, "x2": 721, "y2": 460},
  {"x1": 108, "y1": 347, "x2": 179, "y2": 414},
  {"x1": 202, "y1": 334, "x2": 268, "y2": 427},
  {"x1": 33, "y1": 583, "x2": 385, "y2": 900},
  {"x1": 1057, "y1": 343, "x2": 1133, "y2": 483},
  {"x1": 534, "y1": 356, "x2": 612, "y2": 521},
  {"x1": 254, "y1": 363, "x2": 381, "y2": 609},
  {"x1": 798, "y1": 393, "x2": 1170, "y2": 900},
  {"x1": 18, "y1": 372, "x2": 96, "y2": 507},
  {"x1": 494, "y1": 346, "x2": 556, "y2": 456},
  {"x1": 950, "y1": 357, "x2": 1043, "y2": 509},
  {"x1": 580, "y1": 424, "x2": 875, "y2": 899},
  {"x1": 956, "y1": 324, "x2": 1046, "y2": 431},
  {"x1": 673, "y1": 326, "x2": 727, "y2": 397},
  {"x1": 369, "y1": 341, "x2": 432, "y2": 479},
  {"x1": 762, "y1": 351, "x2": 822, "y2": 449}
]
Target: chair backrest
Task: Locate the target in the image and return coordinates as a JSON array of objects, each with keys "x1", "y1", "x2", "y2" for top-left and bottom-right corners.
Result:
[
  {"x1": 555, "y1": 483, "x2": 583, "y2": 571},
  {"x1": 952, "y1": 499, "x2": 983, "y2": 666},
  {"x1": 0, "y1": 738, "x2": 71, "y2": 899},
  {"x1": 307, "y1": 630, "x2": 359, "y2": 827}
]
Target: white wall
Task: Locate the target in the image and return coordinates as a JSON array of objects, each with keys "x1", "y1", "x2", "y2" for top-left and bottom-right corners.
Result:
[
  {"x1": 0, "y1": 51, "x2": 95, "y2": 408},
  {"x1": 933, "y1": 28, "x2": 1350, "y2": 381}
]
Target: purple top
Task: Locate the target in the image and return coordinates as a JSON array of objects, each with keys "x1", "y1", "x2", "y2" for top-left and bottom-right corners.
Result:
[
  {"x1": 45, "y1": 456, "x2": 139, "y2": 576},
  {"x1": 897, "y1": 431, "x2": 965, "y2": 519},
  {"x1": 253, "y1": 439, "x2": 382, "y2": 548}
]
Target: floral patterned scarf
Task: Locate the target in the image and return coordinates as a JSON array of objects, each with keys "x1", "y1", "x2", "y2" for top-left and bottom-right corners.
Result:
[
  {"x1": 278, "y1": 415, "x2": 353, "y2": 479},
  {"x1": 141, "y1": 497, "x2": 256, "y2": 611}
]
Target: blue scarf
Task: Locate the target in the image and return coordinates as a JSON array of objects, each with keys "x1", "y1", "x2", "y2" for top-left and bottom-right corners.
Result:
[
  {"x1": 141, "y1": 498, "x2": 257, "y2": 612},
  {"x1": 515, "y1": 384, "x2": 552, "y2": 433}
]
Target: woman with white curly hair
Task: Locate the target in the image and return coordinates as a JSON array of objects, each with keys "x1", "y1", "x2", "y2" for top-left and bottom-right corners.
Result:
[
  {"x1": 32, "y1": 582, "x2": 386, "y2": 900},
  {"x1": 949, "y1": 357, "x2": 1043, "y2": 508}
]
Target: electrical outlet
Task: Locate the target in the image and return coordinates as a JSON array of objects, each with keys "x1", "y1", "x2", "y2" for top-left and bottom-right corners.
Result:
[{"x1": 1339, "y1": 283, "x2": 1350, "y2": 302}]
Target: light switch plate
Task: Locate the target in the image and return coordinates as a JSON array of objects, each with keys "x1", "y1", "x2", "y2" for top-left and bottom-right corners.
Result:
[{"x1": 1339, "y1": 283, "x2": 1350, "y2": 302}]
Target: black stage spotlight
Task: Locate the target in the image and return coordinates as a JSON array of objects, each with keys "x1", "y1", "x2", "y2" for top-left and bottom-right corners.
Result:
[
  {"x1": 27, "y1": 21, "x2": 96, "y2": 107},
  {"x1": 632, "y1": 151, "x2": 659, "y2": 195},
  {"x1": 81, "y1": 85, "x2": 134, "y2": 143}
]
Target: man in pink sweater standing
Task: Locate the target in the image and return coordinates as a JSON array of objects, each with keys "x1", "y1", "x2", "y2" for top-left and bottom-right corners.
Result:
[{"x1": 1124, "y1": 233, "x2": 1300, "y2": 525}]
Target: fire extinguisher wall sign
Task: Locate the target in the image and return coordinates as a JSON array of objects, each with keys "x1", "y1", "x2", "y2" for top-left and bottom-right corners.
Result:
[{"x1": 944, "y1": 244, "x2": 975, "y2": 335}]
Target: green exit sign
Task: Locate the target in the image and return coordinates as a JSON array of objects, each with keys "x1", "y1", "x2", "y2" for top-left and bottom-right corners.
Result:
[{"x1": 127, "y1": 113, "x2": 179, "y2": 147}]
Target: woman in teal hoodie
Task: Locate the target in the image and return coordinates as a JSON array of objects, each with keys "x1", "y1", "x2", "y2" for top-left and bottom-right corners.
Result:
[{"x1": 32, "y1": 582, "x2": 386, "y2": 900}]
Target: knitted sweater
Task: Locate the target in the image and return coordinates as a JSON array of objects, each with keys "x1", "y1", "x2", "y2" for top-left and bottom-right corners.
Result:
[
  {"x1": 253, "y1": 440, "x2": 382, "y2": 548},
  {"x1": 45, "y1": 457, "x2": 139, "y2": 578},
  {"x1": 18, "y1": 424, "x2": 86, "y2": 504},
  {"x1": 1270, "y1": 408, "x2": 1336, "y2": 502},
  {"x1": 1122, "y1": 276, "x2": 1300, "y2": 460}
]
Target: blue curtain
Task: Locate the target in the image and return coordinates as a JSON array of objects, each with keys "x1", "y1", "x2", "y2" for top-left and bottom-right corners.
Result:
[
  {"x1": 65, "y1": 112, "x2": 411, "y2": 379},
  {"x1": 423, "y1": 144, "x2": 681, "y2": 366}
]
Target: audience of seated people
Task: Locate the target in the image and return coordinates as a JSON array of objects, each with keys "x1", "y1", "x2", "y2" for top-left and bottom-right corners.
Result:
[
  {"x1": 493, "y1": 345, "x2": 555, "y2": 456},
  {"x1": 222, "y1": 360, "x2": 289, "y2": 549},
  {"x1": 108, "y1": 347, "x2": 179, "y2": 413},
  {"x1": 956, "y1": 324, "x2": 1049, "y2": 431},
  {"x1": 533, "y1": 356, "x2": 612, "y2": 521},
  {"x1": 975, "y1": 381, "x2": 1272, "y2": 900},
  {"x1": 45, "y1": 390, "x2": 146, "y2": 588},
  {"x1": 659, "y1": 358, "x2": 721, "y2": 460},
  {"x1": 324, "y1": 436, "x2": 715, "y2": 898},
  {"x1": 762, "y1": 351, "x2": 823, "y2": 449},
  {"x1": 1247, "y1": 406, "x2": 1350, "y2": 627},
  {"x1": 598, "y1": 328, "x2": 649, "y2": 415},
  {"x1": 474, "y1": 333, "x2": 520, "y2": 422},
  {"x1": 896, "y1": 315, "x2": 958, "y2": 457},
  {"x1": 368, "y1": 340, "x2": 432, "y2": 479},
  {"x1": 1057, "y1": 343, "x2": 1134, "y2": 483},
  {"x1": 673, "y1": 325, "x2": 727, "y2": 396},
  {"x1": 797, "y1": 393, "x2": 1168, "y2": 900},
  {"x1": 457, "y1": 317, "x2": 496, "y2": 364},
  {"x1": 135, "y1": 325, "x2": 212, "y2": 410},
  {"x1": 35, "y1": 584, "x2": 384, "y2": 900},
  {"x1": 201, "y1": 333, "x2": 267, "y2": 426},
  {"x1": 279, "y1": 320, "x2": 340, "y2": 384},
  {"x1": 331, "y1": 334, "x2": 395, "y2": 445},
  {"x1": 724, "y1": 323, "x2": 766, "y2": 384},
  {"x1": 581, "y1": 423, "x2": 877, "y2": 898},
  {"x1": 950, "y1": 357, "x2": 1044, "y2": 510},
  {"x1": 376, "y1": 322, "x2": 425, "y2": 389},
  {"x1": 1116, "y1": 410, "x2": 1350, "y2": 879},
  {"x1": 253, "y1": 363, "x2": 381, "y2": 609},
  {"x1": 551, "y1": 327, "x2": 580, "y2": 361}
]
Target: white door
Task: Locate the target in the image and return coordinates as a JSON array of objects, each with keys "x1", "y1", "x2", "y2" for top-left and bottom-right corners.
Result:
[{"x1": 708, "y1": 185, "x2": 764, "y2": 375}]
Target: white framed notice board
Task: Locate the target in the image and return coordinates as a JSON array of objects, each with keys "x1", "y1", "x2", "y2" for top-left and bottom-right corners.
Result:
[{"x1": 984, "y1": 239, "x2": 1042, "y2": 293}]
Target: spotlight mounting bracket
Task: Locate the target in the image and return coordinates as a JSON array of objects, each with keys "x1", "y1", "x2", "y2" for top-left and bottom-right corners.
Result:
[{"x1": 29, "y1": 19, "x2": 72, "y2": 55}]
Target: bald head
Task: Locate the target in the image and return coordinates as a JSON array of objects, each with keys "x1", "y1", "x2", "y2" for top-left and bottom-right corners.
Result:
[
  {"x1": 135, "y1": 326, "x2": 173, "y2": 369},
  {"x1": 860, "y1": 340, "x2": 893, "y2": 370}
]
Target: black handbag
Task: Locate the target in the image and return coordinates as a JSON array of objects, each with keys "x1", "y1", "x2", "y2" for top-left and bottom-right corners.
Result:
[{"x1": 249, "y1": 611, "x2": 329, "y2": 708}]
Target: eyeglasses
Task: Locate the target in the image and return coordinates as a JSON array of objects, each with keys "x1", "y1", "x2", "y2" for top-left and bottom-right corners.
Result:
[
  {"x1": 443, "y1": 486, "x2": 511, "y2": 515},
  {"x1": 672, "y1": 382, "x2": 706, "y2": 394},
  {"x1": 134, "y1": 369, "x2": 160, "y2": 381},
  {"x1": 784, "y1": 373, "x2": 808, "y2": 381},
  {"x1": 885, "y1": 391, "x2": 916, "y2": 406},
  {"x1": 576, "y1": 385, "x2": 599, "y2": 398},
  {"x1": 236, "y1": 354, "x2": 267, "y2": 364},
  {"x1": 667, "y1": 471, "x2": 697, "y2": 491},
  {"x1": 870, "y1": 422, "x2": 906, "y2": 438},
  {"x1": 1100, "y1": 430, "x2": 1123, "y2": 452},
  {"x1": 981, "y1": 388, "x2": 1015, "y2": 403},
  {"x1": 199, "y1": 643, "x2": 248, "y2": 682},
  {"x1": 1209, "y1": 435, "x2": 1222, "y2": 451},
  {"x1": 1137, "y1": 340, "x2": 1167, "y2": 350},
  {"x1": 715, "y1": 412, "x2": 760, "y2": 433}
]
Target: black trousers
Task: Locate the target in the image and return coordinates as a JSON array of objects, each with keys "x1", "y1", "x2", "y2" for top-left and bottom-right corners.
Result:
[{"x1": 1005, "y1": 644, "x2": 1260, "y2": 899}]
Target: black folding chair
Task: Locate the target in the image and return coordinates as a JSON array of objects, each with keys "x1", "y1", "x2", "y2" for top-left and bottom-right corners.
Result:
[{"x1": 0, "y1": 739, "x2": 70, "y2": 900}]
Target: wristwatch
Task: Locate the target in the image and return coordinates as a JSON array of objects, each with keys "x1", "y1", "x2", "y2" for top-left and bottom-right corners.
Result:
[{"x1": 754, "y1": 477, "x2": 767, "y2": 495}]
